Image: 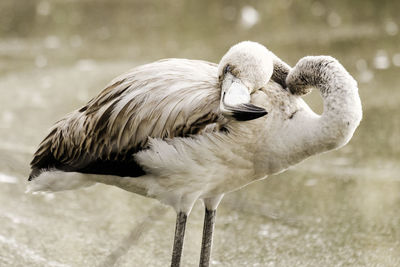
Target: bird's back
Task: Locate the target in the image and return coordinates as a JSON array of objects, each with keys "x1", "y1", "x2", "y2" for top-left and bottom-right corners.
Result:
[{"x1": 29, "y1": 59, "x2": 228, "y2": 180}]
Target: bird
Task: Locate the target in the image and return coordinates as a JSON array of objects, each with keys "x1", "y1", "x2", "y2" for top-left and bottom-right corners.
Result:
[{"x1": 27, "y1": 41, "x2": 362, "y2": 267}]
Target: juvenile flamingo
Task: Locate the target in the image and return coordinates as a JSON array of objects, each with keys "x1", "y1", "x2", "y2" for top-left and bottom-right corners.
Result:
[{"x1": 28, "y1": 41, "x2": 362, "y2": 266}]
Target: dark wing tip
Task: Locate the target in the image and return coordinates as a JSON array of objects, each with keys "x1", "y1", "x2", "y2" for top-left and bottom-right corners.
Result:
[
  {"x1": 229, "y1": 103, "x2": 268, "y2": 121},
  {"x1": 28, "y1": 168, "x2": 41, "y2": 181}
]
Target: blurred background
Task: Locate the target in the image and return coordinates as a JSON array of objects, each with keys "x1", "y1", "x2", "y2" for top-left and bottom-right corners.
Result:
[{"x1": 0, "y1": 0, "x2": 399, "y2": 266}]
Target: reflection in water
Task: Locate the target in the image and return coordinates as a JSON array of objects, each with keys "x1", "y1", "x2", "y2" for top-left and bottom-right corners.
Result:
[
  {"x1": 0, "y1": 173, "x2": 17, "y2": 184},
  {"x1": 240, "y1": 6, "x2": 260, "y2": 29},
  {"x1": 0, "y1": 0, "x2": 399, "y2": 266}
]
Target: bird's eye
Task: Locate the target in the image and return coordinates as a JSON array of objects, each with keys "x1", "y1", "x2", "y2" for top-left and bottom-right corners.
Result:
[{"x1": 223, "y1": 64, "x2": 231, "y2": 75}]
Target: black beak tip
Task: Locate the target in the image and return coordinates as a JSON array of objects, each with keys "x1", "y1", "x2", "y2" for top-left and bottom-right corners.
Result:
[{"x1": 231, "y1": 104, "x2": 268, "y2": 121}]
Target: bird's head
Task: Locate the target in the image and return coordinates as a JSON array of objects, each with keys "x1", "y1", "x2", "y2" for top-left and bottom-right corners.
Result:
[
  {"x1": 218, "y1": 41, "x2": 273, "y2": 92},
  {"x1": 218, "y1": 41, "x2": 273, "y2": 121}
]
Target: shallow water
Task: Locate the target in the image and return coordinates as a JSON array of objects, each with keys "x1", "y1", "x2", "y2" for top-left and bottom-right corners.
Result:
[{"x1": 1, "y1": 0, "x2": 400, "y2": 266}]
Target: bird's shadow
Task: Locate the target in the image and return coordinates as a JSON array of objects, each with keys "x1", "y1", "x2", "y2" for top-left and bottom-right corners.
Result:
[{"x1": 98, "y1": 205, "x2": 168, "y2": 267}]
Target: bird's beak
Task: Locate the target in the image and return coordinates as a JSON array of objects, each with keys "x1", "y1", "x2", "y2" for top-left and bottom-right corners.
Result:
[{"x1": 220, "y1": 73, "x2": 268, "y2": 121}]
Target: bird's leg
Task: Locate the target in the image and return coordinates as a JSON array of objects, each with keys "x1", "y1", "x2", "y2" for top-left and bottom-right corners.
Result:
[
  {"x1": 199, "y1": 208, "x2": 216, "y2": 267},
  {"x1": 171, "y1": 211, "x2": 188, "y2": 267},
  {"x1": 199, "y1": 195, "x2": 224, "y2": 267}
]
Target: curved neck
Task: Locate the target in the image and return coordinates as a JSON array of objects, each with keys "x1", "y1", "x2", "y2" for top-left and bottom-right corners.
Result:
[
  {"x1": 254, "y1": 56, "x2": 362, "y2": 177},
  {"x1": 308, "y1": 57, "x2": 362, "y2": 152}
]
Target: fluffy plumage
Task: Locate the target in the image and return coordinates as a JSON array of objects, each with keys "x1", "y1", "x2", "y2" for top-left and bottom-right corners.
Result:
[
  {"x1": 28, "y1": 46, "x2": 362, "y2": 215},
  {"x1": 29, "y1": 59, "x2": 228, "y2": 180}
]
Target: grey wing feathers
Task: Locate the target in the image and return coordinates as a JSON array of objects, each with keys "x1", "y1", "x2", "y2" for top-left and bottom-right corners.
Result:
[{"x1": 29, "y1": 59, "x2": 228, "y2": 179}]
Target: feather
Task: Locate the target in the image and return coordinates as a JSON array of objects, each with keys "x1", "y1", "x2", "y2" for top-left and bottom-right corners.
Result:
[{"x1": 29, "y1": 59, "x2": 229, "y2": 179}]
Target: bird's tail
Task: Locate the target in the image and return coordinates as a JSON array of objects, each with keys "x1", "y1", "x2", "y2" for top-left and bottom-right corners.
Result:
[{"x1": 26, "y1": 170, "x2": 95, "y2": 193}]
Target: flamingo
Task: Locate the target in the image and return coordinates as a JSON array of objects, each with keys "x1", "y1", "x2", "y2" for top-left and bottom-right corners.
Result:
[{"x1": 27, "y1": 41, "x2": 362, "y2": 267}]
